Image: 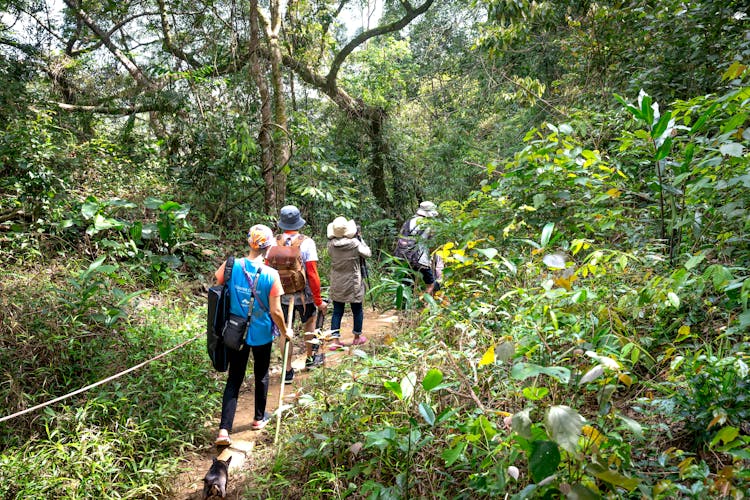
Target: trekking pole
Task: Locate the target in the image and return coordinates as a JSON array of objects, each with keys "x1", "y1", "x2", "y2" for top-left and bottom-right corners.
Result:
[{"x1": 275, "y1": 295, "x2": 295, "y2": 447}]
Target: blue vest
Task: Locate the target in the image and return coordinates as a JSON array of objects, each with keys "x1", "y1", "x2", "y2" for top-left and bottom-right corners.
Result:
[{"x1": 227, "y1": 258, "x2": 278, "y2": 346}]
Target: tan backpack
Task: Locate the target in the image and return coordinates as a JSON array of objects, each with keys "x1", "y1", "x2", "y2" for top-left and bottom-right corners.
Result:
[{"x1": 266, "y1": 234, "x2": 307, "y2": 293}]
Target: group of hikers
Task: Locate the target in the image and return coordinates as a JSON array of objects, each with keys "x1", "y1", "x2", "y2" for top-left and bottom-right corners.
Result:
[{"x1": 211, "y1": 202, "x2": 440, "y2": 446}]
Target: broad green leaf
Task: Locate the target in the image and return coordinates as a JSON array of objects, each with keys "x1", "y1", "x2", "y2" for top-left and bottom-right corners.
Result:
[
  {"x1": 384, "y1": 380, "x2": 402, "y2": 400},
  {"x1": 542, "y1": 253, "x2": 566, "y2": 269},
  {"x1": 422, "y1": 369, "x2": 443, "y2": 391},
  {"x1": 567, "y1": 484, "x2": 600, "y2": 500},
  {"x1": 511, "y1": 363, "x2": 571, "y2": 384},
  {"x1": 667, "y1": 292, "x2": 680, "y2": 308},
  {"x1": 540, "y1": 222, "x2": 555, "y2": 248},
  {"x1": 711, "y1": 426, "x2": 739, "y2": 448},
  {"x1": 585, "y1": 351, "x2": 620, "y2": 370},
  {"x1": 511, "y1": 408, "x2": 533, "y2": 439},
  {"x1": 655, "y1": 137, "x2": 672, "y2": 161},
  {"x1": 719, "y1": 142, "x2": 744, "y2": 157},
  {"x1": 442, "y1": 441, "x2": 467, "y2": 466},
  {"x1": 401, "y1": 372, "x2": 417, "y2": 400},
  {"x1": 545, "y1": 405, "x2": 585, "y2": 453},
  {"x1": 475, "y1": 247, "x2": 498, "y2": 260},
  {"x1": 418, "y1": 402, "x2": 436, "y2": 426},
  {"x1": 579, "y1": 365, "x2": 605, "y2": 384},
  {"x1": 496, "y1": 341, "x2": 515, "y2": 363},
  {"x1": 617, "y1": 414, "x2": 643, "y2": 438},
  {"x1": 689, "y1": 102, "x2": 718, "y2": 134},
  {"x1": 144, "y1": 197, "x2": 164, "y2": 209},
  {"x1": 479, "y1": 345, "x2": 495, "y2": 366},
  {"x1": 522, "y1": 386, "x2": 549, "y2": 401},
  {"x1": 587, "y1": 464, "x2": 640, "y2": 491},
  {"x1": 651, "y1": 110, "x2": 672, "y2": 140},
  {"x1": 529, "y1": 440, "x2": 560, "y2": 482},
  {"x1": 81, "y1": 201, "x2": 99, "y2": 219},
  {"x1": 684, "y1": 253, "x2": 705, "y2": 270},
  {"x1": 613, "y1": 93, "x2": 641, "y2": 120}
]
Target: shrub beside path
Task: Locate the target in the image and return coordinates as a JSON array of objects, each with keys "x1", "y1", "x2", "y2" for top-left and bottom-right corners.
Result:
[{"x1": 170, "y1": 309, "x2": 400, "y2": 499}]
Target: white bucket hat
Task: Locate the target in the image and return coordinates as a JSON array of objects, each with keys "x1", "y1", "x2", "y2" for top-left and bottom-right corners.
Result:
[
  {"x1": 327, "y1": 216, "x2": 357, "y2": 239},
  {"x1": 416, "y1": 201, "x2": 438, "y2": 218}
]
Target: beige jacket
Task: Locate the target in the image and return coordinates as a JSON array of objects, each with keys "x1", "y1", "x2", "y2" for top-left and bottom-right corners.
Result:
[{"x1": 327, "y1": 236, "x2": 371, "y2": 303}]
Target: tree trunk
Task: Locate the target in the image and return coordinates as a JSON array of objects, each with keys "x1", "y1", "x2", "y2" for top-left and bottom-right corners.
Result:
[
  {"x1": 249, "y1": 0, "x2": 277, "y2": 213},
  {"x1": 268, "y1": 0, "x2": 290, "y2": 213}
]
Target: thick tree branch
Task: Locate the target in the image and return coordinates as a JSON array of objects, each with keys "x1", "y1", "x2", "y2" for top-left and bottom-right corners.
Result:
[
  {"x1": 62, "y1": 0, "x2": 153, "y2": 89},
  {"x1": 54, "y1": 102, "x2": 176, "y2": 115},
  {"x1": 156, "y1": 0, "x2": 201, "y2": 68},
  {"x1": 325, "y1": 0, "x2": 434, "y2": 91}
]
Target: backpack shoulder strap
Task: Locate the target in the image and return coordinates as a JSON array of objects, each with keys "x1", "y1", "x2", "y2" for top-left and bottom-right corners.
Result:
[
  {"x1": 291, "y1": 234, "x2": 306, "y2": 247},
  {"x1": 223, "y1": 255, "x2": 235, "y2": 283}
]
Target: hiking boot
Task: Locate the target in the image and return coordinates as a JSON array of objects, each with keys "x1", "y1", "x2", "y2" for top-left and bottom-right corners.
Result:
[
  {"x1": 351, "y1": 334, "x2": 368, "y2": 346},
  {"x1": 306, "y1": 353, "x2": 325, "y2": 369},
  {"x1": 284, "y1": 368, "x2": 295, "y2": 384}
]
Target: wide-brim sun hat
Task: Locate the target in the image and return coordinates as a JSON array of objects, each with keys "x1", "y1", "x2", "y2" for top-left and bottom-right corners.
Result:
[
  {"x1": 278, "y1": 205, "x2": 306, "y2": 230},
  {"x1": 327, "y1": 216, "x2": 357, "y2": 239},
  {"x1": 416, "y1": 201, "x2": 438, "y2": 218},
  {"x1": 247, "y1": 224, "x2": 274, "y2": 249}
]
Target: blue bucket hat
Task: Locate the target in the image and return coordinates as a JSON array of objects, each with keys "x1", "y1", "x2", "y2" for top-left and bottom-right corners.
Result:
[{"x1": 278, "y1": 205, "x2": 306, "y2": 230}]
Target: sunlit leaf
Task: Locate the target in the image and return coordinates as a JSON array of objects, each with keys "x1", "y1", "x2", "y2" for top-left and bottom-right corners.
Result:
[
  {"x1": 580, "y1": 365, "x2": 605, "y2": 384},
  {"x1": 617, "y1": 414, "x2": 643, "y2": 438},
  {"x1": 401, "y1": 372, "x2": 417, "y2": 400},
  {"x1": 710, "y1": 426, "x2": 739, "y2": 448},
  {"x1": 479, "y1": 345, "x2": 495, "y2": 366},
  {"x1": 719, "y1": 142, "x2": 744, "y2": 157},
  {"x1": 511, "y1": 363, "x2": 571, "y2": 384},
  {"x1": 422, "y1": 369, "x2": 444, "y2": 391},
  {"x1": 542, "y1": 253, "x2": 566, "y2": 269},
  {"x1": 545, "y1": 405, "x2": 585, "y2": 453},
  {"x1": 384, "y1": 380, "x2": 402, "y2": 400},
  {"x1": 511, "y1": 408, "x2": 533, "y2": 439},
  {"x1": 540, "y1": 222, "x2": 555, "y2": 248},
  {"x1": 585, "y1": 351, "x2": 620, "y2": 370},
  {"x1": 418, "y1": 402, "x2": 436, "y2": 426}
]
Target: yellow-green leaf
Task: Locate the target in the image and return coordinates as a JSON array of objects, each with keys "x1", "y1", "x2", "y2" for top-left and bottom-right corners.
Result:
[{"x1": 479, "y1": 345, "x2": 496, "y2": 366}]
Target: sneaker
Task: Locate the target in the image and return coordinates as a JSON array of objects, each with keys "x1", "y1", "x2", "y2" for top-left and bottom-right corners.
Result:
[
  {"x1": 307, "y1": 353, "x2": 325, "y2": 369},
  {"x1": 351, "y1": 334, "x2": 368, "y2": 346},
  {"x1": 284, "y1": 368, "x2": 295, "y2": 384},
  {"x1": 252, "y1": 413, "x2": 271, "y2": 430}
]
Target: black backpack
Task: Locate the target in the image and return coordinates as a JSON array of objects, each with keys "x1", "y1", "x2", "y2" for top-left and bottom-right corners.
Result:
[
  {"x1": 394, "y1": 218, "x2": 426, "y2": 268},
  {"x1": 206, "y1": 256, "x2": 234, "y2": 372}
]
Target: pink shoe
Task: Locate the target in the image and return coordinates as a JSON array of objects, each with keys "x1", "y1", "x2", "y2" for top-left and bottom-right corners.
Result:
[{"x1": 351, "y1": 335, "x2": 367, "y2": 346}]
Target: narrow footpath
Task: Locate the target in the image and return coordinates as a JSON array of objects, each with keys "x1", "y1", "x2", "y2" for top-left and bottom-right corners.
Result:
[{"x1": 170, "y1": 308, "x2": 400, "y2": 499}]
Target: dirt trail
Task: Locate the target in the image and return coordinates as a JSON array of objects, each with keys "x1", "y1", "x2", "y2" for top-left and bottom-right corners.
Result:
[{"x1": 170, "y1": 308, "x2": 400, "y2": 499}]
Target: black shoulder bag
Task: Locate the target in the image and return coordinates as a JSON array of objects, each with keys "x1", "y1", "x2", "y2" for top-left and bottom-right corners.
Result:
[
  {"x1": 222, "y1": 263, "x2": 262, "y2": 351},
  {"x1": 206, "y1": 256, "x2": 234, "y2": 371}
]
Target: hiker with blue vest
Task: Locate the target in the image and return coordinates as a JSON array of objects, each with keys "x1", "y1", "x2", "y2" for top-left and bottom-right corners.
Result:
[{"x1": 212, "y1": 224, "x2": 293, "y2": 446}]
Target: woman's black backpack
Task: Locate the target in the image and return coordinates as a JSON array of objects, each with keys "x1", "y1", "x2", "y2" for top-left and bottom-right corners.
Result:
[{"x1": 206, "y1": 256, "x2": 234, "y2": 372}]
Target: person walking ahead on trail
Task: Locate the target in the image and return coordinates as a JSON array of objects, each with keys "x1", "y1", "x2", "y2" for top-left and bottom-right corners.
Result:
[
  {"x1": 394, "y1": 201, "x2": 440, "y2": 295},
  {"x1": 326, "y1": 216, "x2": 371, "y2": 349},
  {"x1": 271, "y1": 205, "x2": 327, "y2": 382},
  {"x1": 213, "y1": 225, "x2": 293, "y2": 446}
]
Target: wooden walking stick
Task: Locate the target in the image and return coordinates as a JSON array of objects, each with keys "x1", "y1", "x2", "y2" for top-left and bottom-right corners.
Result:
[{"x1": 275, "y1": 295, "x2": 295, "y2": 446}]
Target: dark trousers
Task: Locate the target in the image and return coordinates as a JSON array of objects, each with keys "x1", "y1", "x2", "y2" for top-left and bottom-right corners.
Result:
[
  {"x1": 331, "y1": 301, "x2": 364, "y2": 334},
  {"x1": 220, "y1": 341, "x2": 273, "y2": 430}
]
